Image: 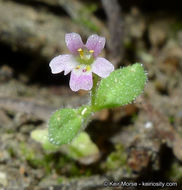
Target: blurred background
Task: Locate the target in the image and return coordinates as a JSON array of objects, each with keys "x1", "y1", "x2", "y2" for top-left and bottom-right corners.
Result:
[{"x1": 0, "y1": 0, "x2": 182, "y2": 189}]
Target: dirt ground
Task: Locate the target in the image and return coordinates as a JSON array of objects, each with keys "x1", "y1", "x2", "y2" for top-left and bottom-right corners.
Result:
[{"x1": 0, "y1": 0, "x2": 182, "y2": 189}]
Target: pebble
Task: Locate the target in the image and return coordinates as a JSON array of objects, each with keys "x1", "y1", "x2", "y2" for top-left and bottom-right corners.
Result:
[{"x1": 0, "y1": 172, "x2": 7, "y2": 187}]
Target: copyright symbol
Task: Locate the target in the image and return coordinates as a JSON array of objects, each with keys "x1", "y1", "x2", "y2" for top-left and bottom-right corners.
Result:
[{"x1": 103, "y1": 180, "x2": 109, "y2": 187}]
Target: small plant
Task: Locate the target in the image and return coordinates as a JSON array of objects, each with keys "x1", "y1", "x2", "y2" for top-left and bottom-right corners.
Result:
[{"x1": 47, "y1": 32, "x2": 147, "y2": 146}]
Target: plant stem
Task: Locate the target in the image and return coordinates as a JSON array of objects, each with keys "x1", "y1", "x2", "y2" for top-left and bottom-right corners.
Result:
[{"x1": 91, "y1": 74, "x2": 100, "y2": 108}]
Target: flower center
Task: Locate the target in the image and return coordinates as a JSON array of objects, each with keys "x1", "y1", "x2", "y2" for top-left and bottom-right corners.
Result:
[
  {"x1": 77, "y1": 48, "x2": 94, "y2": 65},
  {"x1": 75, "y1": 65, "x2": 91, "y2": 73}
]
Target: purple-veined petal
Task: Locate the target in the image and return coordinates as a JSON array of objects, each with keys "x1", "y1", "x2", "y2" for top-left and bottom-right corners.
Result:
[
  {"x1": 92, "y1": 57, "x2": 114, "y2": 78},
  {"x1": 85, "y1": 34, "x2": 105, "y2": 57},
  {"x1": 65, "y1": 33, "x2": 84, "y2": 54},
  {"x1": 49, "y1": 54, "x2": 77, "y2": 75},
  {"x1": 69, "y1": 69, "x2": 93, "y2": 91}
]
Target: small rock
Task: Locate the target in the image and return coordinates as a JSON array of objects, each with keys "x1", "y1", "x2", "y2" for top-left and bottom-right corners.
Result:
[
  {"x1": 0, "y1": 172, "x2": 8, "y2": 187},
  {"x1": 149, "y1": 20, "x2": 168, "y2": 47},
  {"x1": 125, "y1": 7, "x2": 146, "y2": 39},
  {"x1": 177, "y1": 30, "x2": 182, "y2": 47},
  {"x1": 0, "y1": 65, "x2": 13, "y2": 82},
  {"x1": 127, "y1": 149, "x2": 150, "y2": 172}
]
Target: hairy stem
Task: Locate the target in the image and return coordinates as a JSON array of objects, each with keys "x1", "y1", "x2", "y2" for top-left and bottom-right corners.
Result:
[{"x1": 91, "y1": 74, "x2": 100, "y2": 108}]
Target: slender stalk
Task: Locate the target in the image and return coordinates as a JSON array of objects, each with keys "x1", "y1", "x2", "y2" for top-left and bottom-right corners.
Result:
[{"x1": 91, "y1": 74, "x2": 100, "y2": 108}]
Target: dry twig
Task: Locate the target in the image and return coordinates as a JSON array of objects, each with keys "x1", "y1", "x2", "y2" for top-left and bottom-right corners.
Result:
[{"x1": 101, "y1": 0, "x2": 124, "y2": 66}]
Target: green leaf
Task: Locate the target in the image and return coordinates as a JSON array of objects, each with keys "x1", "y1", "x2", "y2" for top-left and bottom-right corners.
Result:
[
  {"x1": 93, "y1": 63, "x2": 147, "y2": 110},
  {"x1": 31, "y1": 129, "x2": 59, "y2": 151},
  {"x1": 69, "y1": 132, "x2": 99, "y2": 159},
  {"x1": 48, "y1": 108, "x2": 82, "y2": 145}
]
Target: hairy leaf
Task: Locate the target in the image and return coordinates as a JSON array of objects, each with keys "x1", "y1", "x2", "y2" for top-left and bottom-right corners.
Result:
[
  {"x1": 93, "y1": 63, "x2": 147, "y2": 110},
  {"x1": 48, "y1": 108, "x2": 82, "y2": 145}
]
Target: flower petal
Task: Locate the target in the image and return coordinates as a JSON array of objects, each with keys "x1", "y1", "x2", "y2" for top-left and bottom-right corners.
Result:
[
  {"x1": 69, "y1": 69, "x2": 93, "y2": 91},
  {"x1": 92, "y1": 57, "x2": 114, "y2": 78},
  {"x1": 49, "y1": 54, "x2": 77, "y2": 75},
  {"x1": 65, "y1": 33, "x2": 84, "y2": 54},
  {"x1": 86, "y1": 34, "x2": 105, "y2": 57}
]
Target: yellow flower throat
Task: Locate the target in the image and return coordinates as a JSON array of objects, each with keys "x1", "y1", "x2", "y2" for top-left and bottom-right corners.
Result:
[{"x1": 76, "y1": 48, "x2": 94, "y2": 72}]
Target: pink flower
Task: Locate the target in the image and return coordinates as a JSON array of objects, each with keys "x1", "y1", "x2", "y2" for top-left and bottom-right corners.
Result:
[{"x1": 49, "y1": 33, "x2": 114, "y2": 91}]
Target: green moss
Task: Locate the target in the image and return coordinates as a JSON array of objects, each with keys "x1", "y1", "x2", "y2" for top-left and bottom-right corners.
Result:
[
  {"x1": 20, "y1": 143, "x2": 36, "y2": 161},
  {"x1": 73, "y1": 3, "x2": 99, "y2": 32},
  {"x1": 170, "y1": 19, "x2": 182, "y2": 39},
  {"x1": 73, "y1": 18, "x2": 99, "y2": 33},
  {"x1": 7, "y1": 147, "x2": 16, "y2": 157},
  {"x1": 80, "y1": 18, "x2": 99, "y2": 32},
  {"x1": 57, "y1": 177, "x2": 64, "y2": 184},
  {"x1": 19, "y1": 142, "x2": 93, "y2": 177},
  {"x1": 131, "y1": 113, "x2": 138, "y2": 123},
  {"x1": 169, "y1": 116, "x2": 175, "y2": 124},
  {"x1": 19, "y1": 142, "x2": 55, "y2": 173},
  {"x1": 171, "y1": 21, "x2": 182, "y2": 35},
  {"x1": 57, "y1": 155, "x2": 92, "y2": 177},
  {"x1": 166, "y1": 162, "x2": 182, "y2": 181},
  {"x1": 84, "y1": 3, "x2": 98, "y2": 14},
  {"x1": 105, "y1": 144, "x2": 127, "y2": 170}
]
